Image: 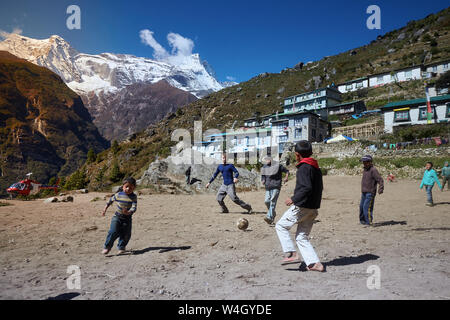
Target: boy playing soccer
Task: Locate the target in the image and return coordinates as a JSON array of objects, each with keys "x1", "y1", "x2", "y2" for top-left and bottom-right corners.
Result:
[
  {"x1": 275, "y1": 141, "x2": 324, "y2": 272},
  {"x1": 101, "y1": 177, "x2": 138, "y2": 254},
  {"x1": 206, "y1": 154, "x2": 253, "y2": 214},
  {"x1": 420, "y1": 162, "x2": 442, "y2": 206}
]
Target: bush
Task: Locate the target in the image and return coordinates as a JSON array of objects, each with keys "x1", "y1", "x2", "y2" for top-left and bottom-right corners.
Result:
[
  {"x1": 86, "y1": 148, "x2": 96, "y2": 164},
  {"x1": 109, "y1": 162, "x2": 124, "y2": 183},
  {"x1": 64, "y1": 170, "x2": 87, "y2": 190},
  {"x1": 111, "y1": 140, "x2": 120, "y2": 155}
]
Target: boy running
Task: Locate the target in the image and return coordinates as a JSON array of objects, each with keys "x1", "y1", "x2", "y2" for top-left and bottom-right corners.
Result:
[
  {"x1": 275, "y1": 141, "x2": 324, "y2": 272},
  {"x1": 101, "y1": 177, "x2": 138, "y2": 254},
  {"x1": 206, "y1": 154, "x2": 252, "y2": 214},
  {"x1": 261, "y1": 156, "x2": 289, "y2": 225}
]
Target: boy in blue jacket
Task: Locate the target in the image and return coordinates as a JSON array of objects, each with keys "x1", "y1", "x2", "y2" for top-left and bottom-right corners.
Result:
[
  {"x1": 206, "y1": 154, "x2": 253, "y2": 214},
  {"x1": 420, "y1": 162, "x2": 443, "y2": 206}
]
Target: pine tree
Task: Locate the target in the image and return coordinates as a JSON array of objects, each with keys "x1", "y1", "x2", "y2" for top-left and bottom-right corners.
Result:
[
  {"x1": 86, "y1": 148, "x2": 96, "y2": 164},
  {"x1": 109, "y1": 162, "x2": 123, "y2": 183}
]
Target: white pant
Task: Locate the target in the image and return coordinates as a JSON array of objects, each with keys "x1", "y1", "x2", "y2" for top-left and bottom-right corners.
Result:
[{"x1": 275, "y1": 205, "x2": 320, "y2": 266}]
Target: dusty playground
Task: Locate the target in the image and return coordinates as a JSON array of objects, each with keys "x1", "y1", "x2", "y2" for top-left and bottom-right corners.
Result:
[{"x1": 0, "y1": 175, "x2": 449, "y2": 300}]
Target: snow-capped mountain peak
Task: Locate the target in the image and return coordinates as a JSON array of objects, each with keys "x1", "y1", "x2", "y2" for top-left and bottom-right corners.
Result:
[{"x1": 0, "y1": 34, "x2": 223, "y2": 98}]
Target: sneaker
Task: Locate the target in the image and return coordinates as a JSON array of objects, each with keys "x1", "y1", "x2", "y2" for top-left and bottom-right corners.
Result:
[
  {"x1": 425, "y1": 202, "x2": 434, "y2": 207},
  {"x1": 246, "y1": 207, "x2": 253, "y2": 214},
  {"x1": 102, "y1": 248, "x2": 110, "y2": 255},
  {"x1": 264, "y1": 217, "x2": 273, "y2": 225},
  {"x1": 220, "y1": 209, "x2": 229, "y2": 214},
  {"x1": 117, "y1": 249, "x2": 126, "y2": 254}
]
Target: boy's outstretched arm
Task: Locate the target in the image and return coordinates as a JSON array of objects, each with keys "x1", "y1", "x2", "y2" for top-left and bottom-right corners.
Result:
[
  {"x1": 102, "y1": 194, "x2": 116, "y2": 216},
  {"x1": 206, "y1": 166, "x2": 221, "y2": 188}
]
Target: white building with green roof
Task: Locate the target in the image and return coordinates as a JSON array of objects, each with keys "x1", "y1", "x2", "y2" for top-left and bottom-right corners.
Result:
[{"x1": 380, "y1": 95, "x2": 450, "y2": 133}]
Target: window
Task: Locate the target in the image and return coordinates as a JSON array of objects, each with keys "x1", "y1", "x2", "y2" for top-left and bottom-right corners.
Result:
[
  {"x1": 377, "y1": 76, "x2": 384, "y2": 84},
  {"x1": 446, "y1": 103, "x2": 450, "y2": 118},
  {"x1": 295, "y1": 128, "x2": 302, "y2": 138},
  {"x1": 444, "y1": 63, "x2": 449, "y2": 70},
  {"x1": 294, "y1": 118, "x2": 302, "y2": 126},
  {"x1": 418, "y1": 107, "x2": 435, "y2": 120},
  {"x1": 278, "y1": 135, "x2": 288, "y2": 143},
  {"x1": 394, "y1": 110, "x2": 410, "y2": 122},
  {"x1": 405, "y1": 70, "x2": 412, "y2": 80},
  {"x1": 355, "y1": 82, "x2": 363, "y2": 88},
  {"x1": 432, "y1": 66, "x2": 437, "y2": 72}
]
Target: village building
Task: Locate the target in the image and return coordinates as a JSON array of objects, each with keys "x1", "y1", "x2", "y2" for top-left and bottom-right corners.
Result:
[{"x1": 380, "y1": 94, "x2": 450, "y2": 133}]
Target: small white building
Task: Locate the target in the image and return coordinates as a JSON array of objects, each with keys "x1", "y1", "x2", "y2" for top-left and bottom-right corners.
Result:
[
  {"x1": 380, "y1": 94, "x2": 450, "y2": 133},
  {"x1": 424, "y1": 60, "x2": 450, "y2": 77},
  {"x1": 369, "y1": 65, "x2": 422, "y2": 87},
  {"x1": 338, "y1": 77, "x2": 369, "y2": 93}
]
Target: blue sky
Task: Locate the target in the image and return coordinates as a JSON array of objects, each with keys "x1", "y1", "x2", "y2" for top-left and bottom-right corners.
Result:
[{"x1": 0, "y1": 0, "x2": 449, "y2": 83}]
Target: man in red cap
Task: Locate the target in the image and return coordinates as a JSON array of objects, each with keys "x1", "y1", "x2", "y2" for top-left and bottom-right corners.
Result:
[{"x1": 359, "y1": 155, "x2": 384, "y2": 226}]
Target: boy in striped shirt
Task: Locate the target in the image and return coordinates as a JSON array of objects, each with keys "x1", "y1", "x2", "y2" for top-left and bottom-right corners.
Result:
[{"x1": 102, "y1": 177, "x2": 138, "y2": 254}]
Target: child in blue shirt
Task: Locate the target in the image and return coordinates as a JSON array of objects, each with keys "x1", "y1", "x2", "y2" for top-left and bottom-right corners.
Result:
[
  {"x1": 419, "y1": 162, "x2": 442, "y2": 206},
  {"x1": 101, "y1": 177, "x2": 138, "y2": 254}
]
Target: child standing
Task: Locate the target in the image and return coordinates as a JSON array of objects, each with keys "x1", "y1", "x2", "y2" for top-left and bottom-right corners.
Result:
[
  {"x1": 359, "y1": 155, "x2": 384, "y2": 226},
  {"x1": 275, "y1": 141, "x2": 324, "y2": 272},
  {"x1": 101, "y1": 177, "x2": 138, "y2": 254},
  {"x1": 441, "y1": 161, "x2": 450, "y2": 190},
  {"x1": 420, "y1": 162, "x2": 442, "y2": 206}
]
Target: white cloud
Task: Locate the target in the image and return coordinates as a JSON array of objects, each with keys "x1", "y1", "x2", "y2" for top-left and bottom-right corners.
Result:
[
  {"x1": 139, "y1": 29, "x2": 168, "y2": 60},
  {"x1": 226, "y1": 76, "x2": 236, "y2": 82},
  {"x1": 0, "y1": 27, "x2": 23, "y2": 39},
  {"x1": 139, "y1": 29, "x2": 195, "y2": 66}
]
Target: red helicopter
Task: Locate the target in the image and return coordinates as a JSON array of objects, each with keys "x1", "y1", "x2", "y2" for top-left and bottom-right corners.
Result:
[{"x1": 6, "y1": 173, "x2": 59, "y2": 197}]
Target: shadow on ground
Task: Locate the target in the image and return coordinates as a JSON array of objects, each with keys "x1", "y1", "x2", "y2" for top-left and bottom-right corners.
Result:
[
  {"x1": 286, "y1": 253, "x2": 380, "y2": 272},
  {"x1": 410, "y1": 227, "x2": 450, "y2": 231},
  {"x1": 433, "y1": 202, "x2": 450, "y2": 206},
  {"x1": 371, "y1": 220, "x2": 407, "y2": 227},
  {"x1": 132, "y1": 246, "x2": 192, "y2": 255},
  {"x1": 46, "y1": 292, "x2": 80, "y2": 300}
]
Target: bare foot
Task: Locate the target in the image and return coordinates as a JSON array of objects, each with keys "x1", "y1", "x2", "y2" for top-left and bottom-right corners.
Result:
[
  {"x1": 307, "y1": 262, "x2": 324, "y2": 272},
  {"x1": 102, "y1": 248, "x2": 110, "y2": 255}
]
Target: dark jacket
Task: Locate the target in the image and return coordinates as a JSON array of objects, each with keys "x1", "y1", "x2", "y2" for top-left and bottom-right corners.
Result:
[
  {"x1": 291, "y1": 158, "x2": 323, "y2": 209},
  {"x1": 361, "y1": 165, "x2": 384, "y2": 194},
  {"x1": 261, "y1": 162, "x2": 289, "y2": 190}
]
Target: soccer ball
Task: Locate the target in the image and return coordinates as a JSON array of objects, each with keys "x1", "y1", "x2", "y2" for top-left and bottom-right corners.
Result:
[{"x1": 237, "y1": 218, "x2": 249, "y2": 230}]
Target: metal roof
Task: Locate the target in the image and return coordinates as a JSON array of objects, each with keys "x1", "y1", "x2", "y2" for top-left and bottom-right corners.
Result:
[{"x1": 381, "y1": 94, "x2": 450, "y2": 110}]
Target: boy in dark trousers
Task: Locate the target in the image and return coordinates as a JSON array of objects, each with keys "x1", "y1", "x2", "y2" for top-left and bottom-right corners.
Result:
[
  {"x1": 359, "y1": 155, "x2": 384, "y2": 226},
  {"x1": 275, "y1": 141, "x2": 324, "y2": 272}
]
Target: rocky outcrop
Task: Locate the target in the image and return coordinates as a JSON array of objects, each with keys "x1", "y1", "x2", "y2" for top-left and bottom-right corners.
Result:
[{"x1": 137, "y1": 150, "x2": 262, "y2": 194}]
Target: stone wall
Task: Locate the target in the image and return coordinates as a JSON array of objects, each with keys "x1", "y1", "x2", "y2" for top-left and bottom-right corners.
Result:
[{"x1": 312, "y1": 142, "x2": 450, "y2": 159}]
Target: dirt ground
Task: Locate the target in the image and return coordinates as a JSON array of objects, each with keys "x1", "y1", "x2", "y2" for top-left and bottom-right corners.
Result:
[{"x1": 0, "y1": 176, "x2": 449, "y2": 300}]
